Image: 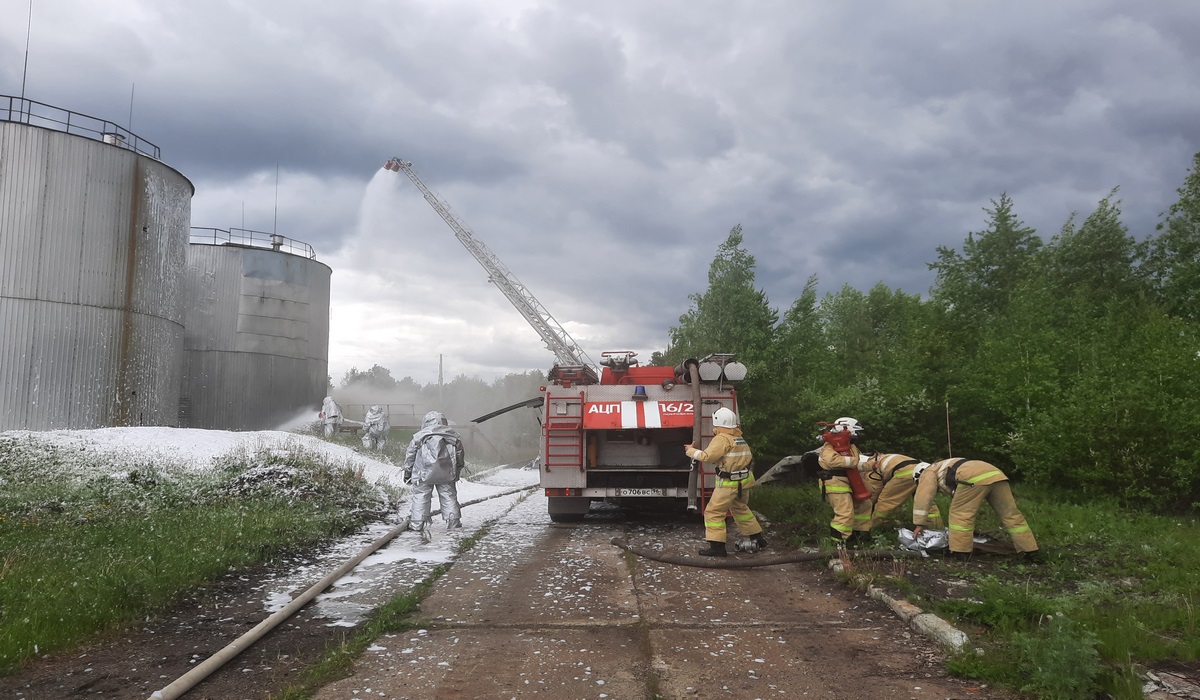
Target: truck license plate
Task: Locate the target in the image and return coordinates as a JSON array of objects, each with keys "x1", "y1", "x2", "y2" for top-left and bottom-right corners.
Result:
[{"x1": 617, "y1": 488, "x2": 664, "y2": 497}]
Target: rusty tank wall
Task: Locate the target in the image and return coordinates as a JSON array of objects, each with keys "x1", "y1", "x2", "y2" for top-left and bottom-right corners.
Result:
[
  {"x1": 180, "y1": 244, "x2": 331, "y2": 431},
  {"x1": 0, "y1": 122, "x2": 193, "y2": 430}
]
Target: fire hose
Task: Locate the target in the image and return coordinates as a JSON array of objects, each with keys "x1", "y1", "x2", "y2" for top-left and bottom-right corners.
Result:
[
  {"x1": 610, "y1": 537, "x2": 922, "y2": 569},
  {"x1": 681, "y1": 359, "x2": 702, "y2": 512},
  {"x1": 148, "y1": 483, "x2": 535, "y2": 700}
]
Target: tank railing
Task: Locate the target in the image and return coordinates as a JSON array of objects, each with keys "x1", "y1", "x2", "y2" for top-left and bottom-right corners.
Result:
[
  {"x1": 0, "y1": 95, "x2": 161, "y2": 159},
  {"x1": 189, "y1": 227, "x2": 317, "y2": 259}
]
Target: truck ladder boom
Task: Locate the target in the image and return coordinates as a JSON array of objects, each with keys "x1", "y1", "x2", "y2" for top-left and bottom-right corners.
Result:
[{"x1": 383, "y1": 157, "x2": 595, "y2": 370}]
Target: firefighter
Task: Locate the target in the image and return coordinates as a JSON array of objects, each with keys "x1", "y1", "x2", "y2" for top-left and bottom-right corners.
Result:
[
  {"x1": 361, "y1": 405, "x2": 390, "y2": 450},
  {"x1": 685, "y1": 407, "x2": 767, "y2": 557},
  {"x1": 319, "y1": 396, "x2": 343, "y2": 438},
  {"x1": 403, "y1": 411, "x2": 466, "y2": 531},
  {"x1": 816, "y1": 417, "x2": 874, "y2": 547},
  {"x1": 865, "y1": 453, "x2": 943, "y2": 530},
  {"x1": 911, "y1": 458, "x2": 1043, "y2": 562}
]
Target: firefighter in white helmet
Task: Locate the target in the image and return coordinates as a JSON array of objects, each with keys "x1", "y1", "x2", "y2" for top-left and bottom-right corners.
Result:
[
  {"x1": 864, "y1": 453, "x2": 943, "y2": 530},
  {"x1": 911, "y1": 458, "x2": 1043, "y2": 562},
  {"x1": 685, "y1": 407, "x2": 767, "y2": 557},
  {"x1": 816, "y1": 416, "x2": 874, "y2": 546}
]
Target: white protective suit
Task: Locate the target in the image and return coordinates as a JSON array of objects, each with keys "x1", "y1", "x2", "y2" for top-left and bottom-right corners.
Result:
[
  {"x1": 320, "y1": 396, "x2": 343, "y2": 438},
  {"x1": 403, "y1": 410, "x2": 466, "y2": 531},
  {"x1": 361, "y1": 405, "x2": 390, "y2": 450}
]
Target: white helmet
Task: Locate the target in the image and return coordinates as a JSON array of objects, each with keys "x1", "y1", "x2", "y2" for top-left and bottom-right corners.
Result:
[
  {"x1": 712, "y1": 407, "x2": 738, "y2": 429},
  {"x1": 833, "y1": 416, "x2": 863, "y2": 435},
  {"x1": 912, "y1": 462, "x2": 932, "y2": 482}
]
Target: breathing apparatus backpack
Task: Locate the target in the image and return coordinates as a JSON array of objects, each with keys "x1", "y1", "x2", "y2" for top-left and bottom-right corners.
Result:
[{"x1": 414, "y1": 433, "x2": 460, "y2": 486}]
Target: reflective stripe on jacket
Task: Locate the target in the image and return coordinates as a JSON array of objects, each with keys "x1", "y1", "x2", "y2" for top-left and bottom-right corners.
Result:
[
  {"x1": 912, "y1": 458, "x2": 1009, "y2": 525},
  {"x1": 685, "y1": 428, "x2": 753, "y2": 472}
]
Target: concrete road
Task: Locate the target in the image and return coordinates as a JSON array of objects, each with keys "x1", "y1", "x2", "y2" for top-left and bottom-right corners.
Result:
[{"x1": 313, "y1": 493, "x2": 1009, "y2": 700}]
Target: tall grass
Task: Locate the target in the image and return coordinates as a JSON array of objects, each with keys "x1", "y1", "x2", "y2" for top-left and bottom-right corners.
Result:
[
  {"x1": 0, "y1": 435, "x2": 398, "y2": 673},
  {"x1": 751, "y1": 480, "x2": 1200, "y2": 699}
]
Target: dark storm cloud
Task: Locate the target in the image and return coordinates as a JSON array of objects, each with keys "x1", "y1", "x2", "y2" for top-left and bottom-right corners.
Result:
[{"x1": 5, "y1": 0, "x2": 1200, "y2": 383}]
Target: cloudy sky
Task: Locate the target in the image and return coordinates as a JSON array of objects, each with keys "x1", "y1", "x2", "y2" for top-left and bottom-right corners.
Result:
[{"x1": 5, "y1": 1, "x2": 1199, "y2": 385}]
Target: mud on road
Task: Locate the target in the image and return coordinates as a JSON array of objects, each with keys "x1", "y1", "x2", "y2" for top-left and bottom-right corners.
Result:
[
  {"x1": 314, "y1": 496, "x2": 1011, "y2": 700},
  {"x1": 2, "y1": 477, "x2": 1015, "y2": 699}
]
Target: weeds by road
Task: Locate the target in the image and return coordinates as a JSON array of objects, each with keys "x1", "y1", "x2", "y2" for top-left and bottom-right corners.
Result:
[
  {"x1": 753, "y1": 482, "x2": 1200, "y2": 699},
  {"x1": 0, "y1": 435, "x2": 397, "y2": 673}
]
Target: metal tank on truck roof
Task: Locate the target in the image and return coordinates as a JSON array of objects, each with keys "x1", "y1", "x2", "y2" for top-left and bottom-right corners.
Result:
[
  {"x1": 0, "y1": 96, "x2": 193, "y2": 430},
  {"x1": 179, "y1": 228, "x2": 331, "y2": 431}
]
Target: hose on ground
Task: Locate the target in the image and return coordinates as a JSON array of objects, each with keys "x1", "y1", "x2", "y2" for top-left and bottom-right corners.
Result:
[
  {"x1": 610, "y1": 537, "x2": 923, "y2": 569},
  {"x1": 149, "y1": 482, "x2": 536, "y2": 700}
]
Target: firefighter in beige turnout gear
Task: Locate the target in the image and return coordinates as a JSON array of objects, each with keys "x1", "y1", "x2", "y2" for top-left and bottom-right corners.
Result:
[
  {"x1": 911, "y1": 458, "x2": 1042, "y2": 561},
  {"x1": 685, "y1": 407, "x2": 767, "y2": 557},
  {"x1": 866, "y1": 453, "x2": 943, "y2": 530},
  {"x1": 817, "y1": 417, "x2": 873, "y2": 546}
]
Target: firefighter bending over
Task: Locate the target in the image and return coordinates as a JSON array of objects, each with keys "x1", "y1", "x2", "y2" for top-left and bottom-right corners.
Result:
[
  {"x1": 685, "y1": 407, "x2": 768, "y2": 557},
  {"x1": 911, "y1": 458, "x2": 1043, "y2": 562},
  {"x1": 865, "y1": 453, "x2": 943, "y2": 530}
]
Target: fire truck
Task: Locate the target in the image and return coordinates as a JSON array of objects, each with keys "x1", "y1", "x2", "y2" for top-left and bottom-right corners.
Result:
[
  {"x1": 537, "y1": 351, "x2": 745, "y2": 521},
  {"x1": 383, "y1": 158, "x2": 745, "y2": 520}
]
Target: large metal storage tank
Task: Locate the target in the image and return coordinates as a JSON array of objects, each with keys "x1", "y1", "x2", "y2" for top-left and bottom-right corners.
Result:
[
  {"x1": 180, "y1": 228, "x2": 331, "y2": 430},
  {"x1": 0, "y1": 98, "x2": 193, "y2": 430}
]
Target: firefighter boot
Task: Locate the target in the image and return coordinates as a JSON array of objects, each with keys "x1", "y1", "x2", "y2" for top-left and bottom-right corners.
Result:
[
  {"x1": 945, "y1": 550, "x2": 972, "y2": 562},
  {"x1": 751, "y1": 533, "x2": 769, "y2": 550},
  {"x1": 848, "y1": 531, "x2": 870, "y2": 550},
  {"x1": 699, "y1": 540, "x2": 728, "y2": 557},
  {"x1": 1024, "y1": 549, "x2": 1046, "y2": 564}
]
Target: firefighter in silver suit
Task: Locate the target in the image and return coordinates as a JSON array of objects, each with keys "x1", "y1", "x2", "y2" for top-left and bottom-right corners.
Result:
[
  {"x1": 361, "y1": 405, "x2": 390, "y2": 450},
  {"x1": 319, "y1": 396, "x2": 343, "y2": 438},
  {"x1": 403, "y1": 411, "x2": 466, "y2": 531}
]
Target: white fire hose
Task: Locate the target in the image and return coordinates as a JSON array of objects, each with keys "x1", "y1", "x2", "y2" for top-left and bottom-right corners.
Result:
[{"x1": 148, "y1": 484, "x2": 534, "y2": 700}]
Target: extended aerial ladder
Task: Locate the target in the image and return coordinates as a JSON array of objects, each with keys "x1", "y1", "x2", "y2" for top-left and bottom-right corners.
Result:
[{"x1": 382, "y1": 157, "x2": 597, "y2": 381}]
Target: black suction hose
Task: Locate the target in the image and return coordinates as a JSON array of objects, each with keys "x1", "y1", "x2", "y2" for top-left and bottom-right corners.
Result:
[{"x1": 610, "y1": 537, "x2": 921, "y2": 569}]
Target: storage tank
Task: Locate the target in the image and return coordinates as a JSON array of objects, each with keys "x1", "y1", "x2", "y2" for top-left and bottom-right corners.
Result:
[
  {"x1": 180, "y1": 228, "x2": 331, "y2": 430},
  {"x1": 0, "y1": 97, "x2": 193, "y2": 429}
]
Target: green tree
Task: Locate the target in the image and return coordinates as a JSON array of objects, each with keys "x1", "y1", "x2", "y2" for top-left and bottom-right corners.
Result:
[
  {"x1": 929, "y1": 193, "x2": 1042, "y2": 326},
  {"x1": 667, "y1": 225, "x2": 777, "y2": 363},
  {"x1": 927, "y1": 195, "x2": 1044, "y2": 463},
  {"x1": 340, "y1": 364, "x2": 400, "y2": 390},
  {"x1": 755, "y1": 275, "x2": 829, "y2": 459},
  {"x1": 1041, "y1": 189, "x2": 1145, "y2": 307},
  {"x1": 1144, "y1": 152, "x2": 1200, "y2": 321},
  {"x1": 812, "y1": 284, "x2": 941, "y2": 459},
  {"x1": 664, "y1": 224, "x2": 778, "y2": 439}
]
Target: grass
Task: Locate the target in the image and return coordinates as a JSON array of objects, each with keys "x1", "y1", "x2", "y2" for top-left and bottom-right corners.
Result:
[
  {"x1": 267, "y1": 564, "x2": 449, "y2": 700},
  {"x1": 0, "y1": 434, "x2": 399, "y2": 673},
  {"x1": 750, "y1": 480, "x2": 1200, "y2": 700}
]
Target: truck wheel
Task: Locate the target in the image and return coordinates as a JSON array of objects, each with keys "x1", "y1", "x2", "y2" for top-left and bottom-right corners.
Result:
[{"x1": 548, "y1": 496, "x2": 589, "y2": 522}]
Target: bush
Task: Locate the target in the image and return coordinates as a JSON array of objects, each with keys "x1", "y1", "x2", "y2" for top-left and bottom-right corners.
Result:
[{"x1": 1013, "y1": 615, "x2": 1102, "y2": 700}]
